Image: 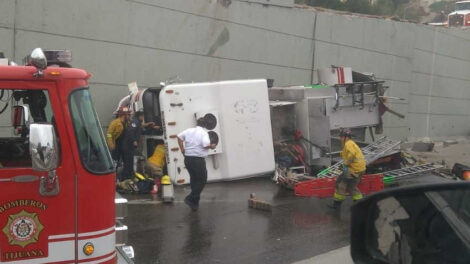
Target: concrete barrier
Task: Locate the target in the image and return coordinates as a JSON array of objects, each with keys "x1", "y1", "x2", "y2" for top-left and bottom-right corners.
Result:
[{"x1": 0, "y1": 0, "x2": 468, "y2": 140}]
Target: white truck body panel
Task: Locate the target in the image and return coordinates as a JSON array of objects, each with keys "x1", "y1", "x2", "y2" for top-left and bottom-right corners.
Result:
[
  {"x1": 159, "y1": 79, "x2": 275, "y2": 184},
  {"x1": 317, "y1": 67, "x2": 353, "y2": 86}
]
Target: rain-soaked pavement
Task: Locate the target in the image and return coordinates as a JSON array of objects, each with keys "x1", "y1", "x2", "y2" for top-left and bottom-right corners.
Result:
[
  {"x1": 122, "y1": 177, "x2": 354, "y2": 264},
  {"x1": 122, "y1": 172, "x2": 449, "y2": 264}
]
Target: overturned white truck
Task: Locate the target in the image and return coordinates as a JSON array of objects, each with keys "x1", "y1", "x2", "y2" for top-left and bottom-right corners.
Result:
[
  {"x1": 122, "y1": 80, "x2": 275, "y2": 184},
  {"x1": 269, "y1": 67, "x2": 390, "y2": 169},
  {"x1": 117, "y1": 67, "x2": 392, "y2": 184}
]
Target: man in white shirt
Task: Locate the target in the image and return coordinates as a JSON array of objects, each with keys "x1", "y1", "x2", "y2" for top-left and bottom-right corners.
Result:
[{"x1": 177, "y1": 118, "x2": 216, "y2": 211}]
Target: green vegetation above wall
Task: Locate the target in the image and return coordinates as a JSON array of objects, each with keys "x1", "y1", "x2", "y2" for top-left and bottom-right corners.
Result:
[{"x1": 295, "y1": 0, "x2": 428, "y2": 21}]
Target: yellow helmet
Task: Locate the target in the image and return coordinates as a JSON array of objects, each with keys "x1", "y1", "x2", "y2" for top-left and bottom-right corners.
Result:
[{"x1": 161, "y1": 175, "x2": 171, "y2": 185}]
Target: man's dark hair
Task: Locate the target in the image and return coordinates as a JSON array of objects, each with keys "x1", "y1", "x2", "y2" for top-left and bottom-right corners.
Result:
[
  {"x1": 196, "y1": 117, "x2": 206, "y2": 128},
  {"x1": 135, "y1": 111, "x2": 144, "y2": 117}
]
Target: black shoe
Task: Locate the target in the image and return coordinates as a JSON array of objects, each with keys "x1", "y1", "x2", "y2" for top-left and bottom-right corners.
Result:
[
  {"x1": 184, "y1": 198, "x2": 198, "y2": 211},
  {"x1": 328, "y1": 200, "x2": 342, "y2": 210}
]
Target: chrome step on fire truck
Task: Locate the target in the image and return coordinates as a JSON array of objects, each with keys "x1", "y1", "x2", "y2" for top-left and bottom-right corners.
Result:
[{"x1": 0, "y1": 48, "x2": 133, "y2": 263}]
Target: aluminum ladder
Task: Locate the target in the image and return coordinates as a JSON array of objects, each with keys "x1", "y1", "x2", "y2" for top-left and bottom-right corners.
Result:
[
  {"x1": 383, "y1": 163, "x2": 444, "y2": 184},
  {"x1": 317, "y1": 137, "x2": 401, "y2": 178}
]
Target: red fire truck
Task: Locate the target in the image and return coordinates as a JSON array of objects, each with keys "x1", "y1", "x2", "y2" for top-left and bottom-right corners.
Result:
[{"x1": 0, "y1": 48, "x2": 133, "y2": 263}]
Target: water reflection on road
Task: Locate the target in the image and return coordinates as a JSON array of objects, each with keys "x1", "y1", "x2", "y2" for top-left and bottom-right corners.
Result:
[{"x1": 124, "y1": 178, "x2": 352, "y2": 264}]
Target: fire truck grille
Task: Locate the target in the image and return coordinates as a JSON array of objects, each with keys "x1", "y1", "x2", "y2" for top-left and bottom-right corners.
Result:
[{"x1": 449, "y1": 14, "x2": 465, "y2": 26}]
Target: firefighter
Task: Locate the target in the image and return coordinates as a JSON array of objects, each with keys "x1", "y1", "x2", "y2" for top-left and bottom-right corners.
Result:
[
  {"x1": 145, "y1": 144, "x2": 166, "y2": 178},
  {"x1": 177, "y1": 118, "x2": 216, "y2": 211},
  {"x1": 106, "y1": 106, "x2": 130, "y2": 164},
  {"x1": 121, "y1": 110, "x2": 157, "y2": 181},
  {"x1": 329, "y1": 129, "x2": 366, "y2": 210}
]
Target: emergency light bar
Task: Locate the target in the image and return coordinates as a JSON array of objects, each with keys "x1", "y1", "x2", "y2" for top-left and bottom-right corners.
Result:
[
  {"x1": 24, "y1": 49, "x2": 72, "y2": 67},
  {"x1": 44, "y1": 50, "x2": 72, "y2": 64}
]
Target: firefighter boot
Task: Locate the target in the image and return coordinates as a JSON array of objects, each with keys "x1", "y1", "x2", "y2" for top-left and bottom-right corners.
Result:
[{"x1": 328, "y1": 200, "x2": 342, "y2": 210}]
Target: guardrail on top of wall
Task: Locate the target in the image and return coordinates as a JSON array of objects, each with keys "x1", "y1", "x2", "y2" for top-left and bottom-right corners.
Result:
[{"x1": 235, "y1": 0, "x2": 294, "y2": 8}]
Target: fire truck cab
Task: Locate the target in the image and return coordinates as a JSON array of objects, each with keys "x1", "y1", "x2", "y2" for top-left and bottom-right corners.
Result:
[
  {"x1": 448, "y1": 1, "x2": 470, "y2": 27},
  {"x1": 0, "y1": 48, "x2": 133, "y2": 263}
]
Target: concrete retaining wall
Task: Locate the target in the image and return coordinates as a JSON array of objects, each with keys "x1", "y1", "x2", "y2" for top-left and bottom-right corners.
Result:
[{"x1": 0, "y1": 0, "x2": 469, "y2": 140}]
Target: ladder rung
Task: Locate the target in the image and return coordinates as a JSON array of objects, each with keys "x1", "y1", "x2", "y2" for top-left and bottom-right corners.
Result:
[
  {"x1": 383, "y1": 163, "x2": 443, "y2": 178},
  {"x1": 319, "y1": 137, "x2": 401, "y2": 177}
]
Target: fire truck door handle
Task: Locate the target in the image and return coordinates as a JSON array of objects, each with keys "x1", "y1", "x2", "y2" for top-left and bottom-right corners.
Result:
[
  {"x1": 39, "y1": 170, "x2": 60, "y2": 196},
  {"x1": 0, "y1": 175, "x2": 40, "y2": 183}
]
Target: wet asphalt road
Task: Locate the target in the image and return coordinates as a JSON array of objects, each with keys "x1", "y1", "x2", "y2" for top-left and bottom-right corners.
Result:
[
  {"x1": 122, "y1": 174, "x2": 448, "y2": 264},
  {"x1": 123, "y1": 177, "x2": 353, "y2": 264}
]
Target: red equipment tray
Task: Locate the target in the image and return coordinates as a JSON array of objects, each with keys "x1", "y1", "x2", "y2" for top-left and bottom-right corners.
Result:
[{"x1": 294, "y1": 174, "x2": 384, "y2": 198}]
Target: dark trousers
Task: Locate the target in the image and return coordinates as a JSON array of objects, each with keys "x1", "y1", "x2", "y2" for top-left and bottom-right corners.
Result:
[
  {"x1": 121, "y1": 146, "x2": 135, "y2": 181},
  {"x1": 184, "y1": 156, "x2": 207, "y2": 206},
  {"x1": 111, "y1": 147, "x2": 122, "y2": 164},
  {"x1": 112, "y1": 137, "x2": 123, "y2": 160},
  {"x1": 334, "y1": 170, "x2": 365, "y2": 202}
]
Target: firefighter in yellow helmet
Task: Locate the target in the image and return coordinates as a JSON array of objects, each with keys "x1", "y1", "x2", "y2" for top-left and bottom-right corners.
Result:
[
  {"x1": 329, "y1": 129, "x2": 366, "y2": 210},
  {"x1": 106, "y1": 106, "x2": 130, "y2": 163}
]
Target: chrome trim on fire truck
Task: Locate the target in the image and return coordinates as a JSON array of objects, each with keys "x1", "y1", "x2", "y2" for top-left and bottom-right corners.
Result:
[
  {"x1": 115, "y1": 220, "x2": 128, "y2": 246},
  {"x1": 114, "y1": 193, "x2": 133, "y2": 262},
  {"x1": 115, "y1": 198, "x2": 128, "y2": 203},
  {"x1": 117, "y1": 245, "x2": 135, "y2": 264},
  {"x1": 115, "y1": 193, "x2": 128, "y2": 219}
]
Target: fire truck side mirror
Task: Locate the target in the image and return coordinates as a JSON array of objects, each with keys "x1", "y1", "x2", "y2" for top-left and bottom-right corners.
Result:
[{"x1": 29, "y1": 124, "x2": 59, "y2": 171}]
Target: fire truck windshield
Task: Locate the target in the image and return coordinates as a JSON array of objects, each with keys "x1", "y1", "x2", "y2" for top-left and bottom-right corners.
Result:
[
  {"x1": 69, "y1": 88, "x2": 113, "y2": 174},
  {"x1": 456, "y1": 2, "x2": 470, "y2": 11}
]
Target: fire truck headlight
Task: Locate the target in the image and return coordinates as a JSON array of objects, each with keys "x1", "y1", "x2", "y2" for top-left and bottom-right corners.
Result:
[{"x1": 83, "y1": 242, "x2": 95, "y2": 256}]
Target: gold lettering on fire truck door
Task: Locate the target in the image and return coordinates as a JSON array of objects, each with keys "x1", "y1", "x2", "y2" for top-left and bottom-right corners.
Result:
[
  {"x1": 0, "y1": 199, "x2": 47, "y2": 213},
  {"x1": 4, "y1": 249, "x2": 45, "y2": 260}
]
